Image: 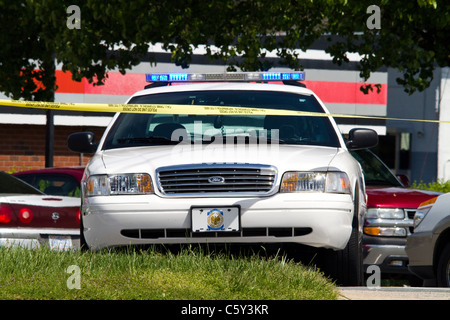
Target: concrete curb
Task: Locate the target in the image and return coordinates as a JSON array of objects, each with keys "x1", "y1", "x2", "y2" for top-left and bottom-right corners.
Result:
[{"x1": 339, "y1": 287, "x2": 450, "y2": 300}]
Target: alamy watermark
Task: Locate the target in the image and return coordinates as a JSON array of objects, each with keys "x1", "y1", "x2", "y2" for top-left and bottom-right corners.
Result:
[
  {"x1": 66, "y1": 265, "x2": 81, "y2": 290},
  {"x1": 366, "y1": 5, "x2": 381, "y2": 30},
  {"x1": 66, "y1": 4, "x2": 380, "y2": 31},
  {"x1": 67, "y1": 5, "x2": 81, "y2": 29},
  {"x1": 366, "y1": 265, "x2": 381, "y2": 288},
  {"x1": 167, "y1": 121, "x2": 281, "y2": 163}
]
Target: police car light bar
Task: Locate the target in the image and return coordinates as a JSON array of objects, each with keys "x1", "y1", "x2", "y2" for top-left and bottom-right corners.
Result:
[{"x1": 145, "y1": 72, "x2": 305, "y2": 83}]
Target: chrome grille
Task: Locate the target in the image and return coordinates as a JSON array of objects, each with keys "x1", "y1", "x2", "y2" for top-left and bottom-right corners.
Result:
[{"x1": 157, "y1": 164, "x2": 277, "y2": 196}]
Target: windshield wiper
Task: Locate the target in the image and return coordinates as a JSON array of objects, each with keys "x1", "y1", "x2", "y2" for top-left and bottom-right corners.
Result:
[
  {"x1": 365, "y1": 179, "x2": 400, "y2": 187},
  {"x1": 117, "y1": 136, "x2": 182, "y2": 145}
]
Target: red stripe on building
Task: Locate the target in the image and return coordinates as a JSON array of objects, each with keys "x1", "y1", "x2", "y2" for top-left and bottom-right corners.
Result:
[
  {"x1": 55, "y1": 70, "x2": 147, "y2": 96},
  {"x1": 55, "y1": 71, "x2": 387, "y2": 105},
  {"x1": 304, "y1": 81, "x2": 387, "y2": 105},
  {"x1": 55, "y1": 70, "x2": 85, "y2": 93},
  {"x1": 83, "y1": 72, "x2": 147, "y2": 96}
]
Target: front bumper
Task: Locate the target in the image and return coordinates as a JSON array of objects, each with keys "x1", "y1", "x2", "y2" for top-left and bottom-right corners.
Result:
[
  {"x1": 363, "y1": 235, "x2": 410, "y2": 274},
  {"x1": 405, "y1": 230, "x2": 436, "y2": 280},
  {"x1": 362, "y1": 212, "x2": 415, "y2": 275},
  {"x1": 82, "y1": 192, "x2": 354, "y2": 250},
  {"x1": 0, "y1": 227, "x2": 80, "y2": 251}
]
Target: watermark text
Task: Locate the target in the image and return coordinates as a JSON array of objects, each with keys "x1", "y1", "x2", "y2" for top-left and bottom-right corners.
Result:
[
  {"x1": 366, "y1": 5, "x2": 381, "y2": 30},
  {"x1": 66, "y1": 265, "x2": 81, "y2": 290},
  {"x1": 67, "y1": 5, "x2": 81, "y2": 29}
]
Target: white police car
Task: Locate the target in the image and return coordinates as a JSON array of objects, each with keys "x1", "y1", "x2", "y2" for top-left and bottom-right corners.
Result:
[{"x1": 68, "y1": 72, "x2": 378, "y2": 285}]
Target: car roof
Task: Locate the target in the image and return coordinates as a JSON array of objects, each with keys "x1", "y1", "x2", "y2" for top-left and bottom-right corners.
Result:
[{"x1": 129, "y1": 82, "x2": 315, "y2": 100}]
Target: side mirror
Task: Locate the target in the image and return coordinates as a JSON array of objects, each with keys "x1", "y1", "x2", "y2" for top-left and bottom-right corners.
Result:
[
  {"x1": 346, "y1": 128, "x2": 378, "y2": 150},
  {"x1": 68, "y1": 132, "x2": 98, "y2": 154},
  {"x1": 397, "y1": 174, "x2": 410, "y2": 187}
]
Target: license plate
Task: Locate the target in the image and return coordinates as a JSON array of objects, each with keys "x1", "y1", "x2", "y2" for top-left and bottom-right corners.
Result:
[
  {"x1": 48, "y1": 235, "x2": 73, "y2": 251},
  {"x1": 191, "y1": 207, "x2": 240, "y2": 232}
]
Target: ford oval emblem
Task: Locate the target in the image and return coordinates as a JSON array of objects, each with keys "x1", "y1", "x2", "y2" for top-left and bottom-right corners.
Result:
[{"x1": 208, "y1": 176, "x2": 225, "y2": 184}]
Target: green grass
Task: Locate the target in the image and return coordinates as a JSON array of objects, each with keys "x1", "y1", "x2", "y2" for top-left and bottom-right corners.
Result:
[{"x1": 0, "y1": 245, "x2": 339, "y2": 300}]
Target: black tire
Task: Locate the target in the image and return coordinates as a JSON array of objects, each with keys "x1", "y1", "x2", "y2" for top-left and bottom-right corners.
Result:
[
  {"x1": 437, "y1": 243, "x2": 450, "y2": 287},
  {"x1": 408, "y1": 275, "x2": 424, "y2": 287},
  {"x1": 79, "y1": 208, "x2": 89, "y2": 251},
  {"x1": 323, "y1": 186, "x2": 364, "y2": 286}
]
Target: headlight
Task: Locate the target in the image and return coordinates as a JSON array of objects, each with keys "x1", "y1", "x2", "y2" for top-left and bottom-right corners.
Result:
[
  {"x1": 280, "y1": 172, "x2": 350, "y2": 194},
  {"x1": 363, "y1": 227, "x2": 407, "y2": 237},
  {"x1": 86, "y1": 175, "x2": 109, "y2": 196},
  {"x1": 413, "y1": 207, "x2": 431, "y2": 229},
  {"x1": 413, "y1": 196, "x2": 438, "y2": 228},
  {"x1": 86, "y1": 174, "x2": 153, "y2": 196},
  {"x1": 366, "y1": 208, "x2": 405, "y2": 220}
]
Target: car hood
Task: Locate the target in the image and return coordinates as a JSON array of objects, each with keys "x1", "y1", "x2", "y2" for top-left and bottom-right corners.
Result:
[
  {"x1": 98, "y1": 144, "x2": 340, "y2": 175},
  {"x1": 366, "y1": 186, "x2": 441, "y2": 209}
]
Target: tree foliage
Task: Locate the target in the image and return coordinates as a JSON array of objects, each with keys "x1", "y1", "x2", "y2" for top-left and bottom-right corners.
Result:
[
  {"x1": 0, "y1": 2, "x2": 56, "y2": 101},
  {"x1": 0, "y1": 0, "x2": 448, "y2": 102}
]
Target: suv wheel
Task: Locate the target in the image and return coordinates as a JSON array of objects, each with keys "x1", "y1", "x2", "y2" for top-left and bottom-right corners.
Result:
[{"x1": 437, "y1": 243, "x2": 450, "y2": 287}]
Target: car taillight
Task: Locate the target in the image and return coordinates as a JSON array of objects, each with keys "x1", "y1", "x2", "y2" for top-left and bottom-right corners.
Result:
[
  {"x1": 76, "y1": 209, "x2": 81, "y2": 224},
  {"x1": 18, "y1": 207, "x2": 33, "y2": 224},
  {"x1": 0, "y1": 205, "x2": 13, "y2": 223}
]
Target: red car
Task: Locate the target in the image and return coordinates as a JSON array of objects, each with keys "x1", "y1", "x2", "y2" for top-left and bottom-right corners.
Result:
[
  {"x1": 1, "y1": 170, "x2": 81, "y2": 250},
  {"x1": 13, "y1": 166, "x2": 84, "y2": 198},
  {"x1": 351, "y1": 149, "x2": 441, "y2": 279}
]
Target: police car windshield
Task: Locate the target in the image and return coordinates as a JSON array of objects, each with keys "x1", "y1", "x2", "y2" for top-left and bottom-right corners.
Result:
[{"x1": 102, "y1": 90, "x2": 340, "y2": 150}]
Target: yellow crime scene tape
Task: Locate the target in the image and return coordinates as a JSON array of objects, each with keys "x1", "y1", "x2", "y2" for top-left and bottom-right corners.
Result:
[{"x1": 0, "y1": 98, "x2": 449, "y2": 124}]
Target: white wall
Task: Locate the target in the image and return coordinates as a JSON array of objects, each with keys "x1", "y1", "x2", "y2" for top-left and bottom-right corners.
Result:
[{"x1": 438, "y1": 67, "x2": 450, "y2": 181}]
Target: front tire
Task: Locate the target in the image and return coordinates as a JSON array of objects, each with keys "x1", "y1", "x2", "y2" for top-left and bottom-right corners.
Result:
[
  {"x1": 79, "y1": 208, "x2": 89, "y2": 251},
  {"x1": 437, "y1": 243, "x2": 450, "y2": 287},
  {"x1": 323, "y1": 186, "x2": 364, "y2": 286}
]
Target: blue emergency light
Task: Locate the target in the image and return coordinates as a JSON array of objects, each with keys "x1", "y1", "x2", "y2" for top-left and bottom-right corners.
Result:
[{"x1": 145, "y1": 72, "x2": 305, "y2": 83}]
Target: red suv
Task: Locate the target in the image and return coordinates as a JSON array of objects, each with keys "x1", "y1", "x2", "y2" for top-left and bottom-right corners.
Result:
[{"x1": 351, "y1": 149, "x2": 441, "y2": 279}]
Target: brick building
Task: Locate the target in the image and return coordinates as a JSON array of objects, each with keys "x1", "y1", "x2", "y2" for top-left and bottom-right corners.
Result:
[{"x1": 0, "y1": 123, "x2": 105, "y2": 172}]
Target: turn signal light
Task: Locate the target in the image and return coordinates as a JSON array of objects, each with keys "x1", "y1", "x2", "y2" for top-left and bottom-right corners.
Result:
[
  {"x1": 364, "y1": 227, "x2": 380, "y2": 236},
  {"x1": 364, "y1": 226, "x2": 407, "y2": 237},
  {"x1": 418, "y1": 196, "x2": 438, "y2": 208}
]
